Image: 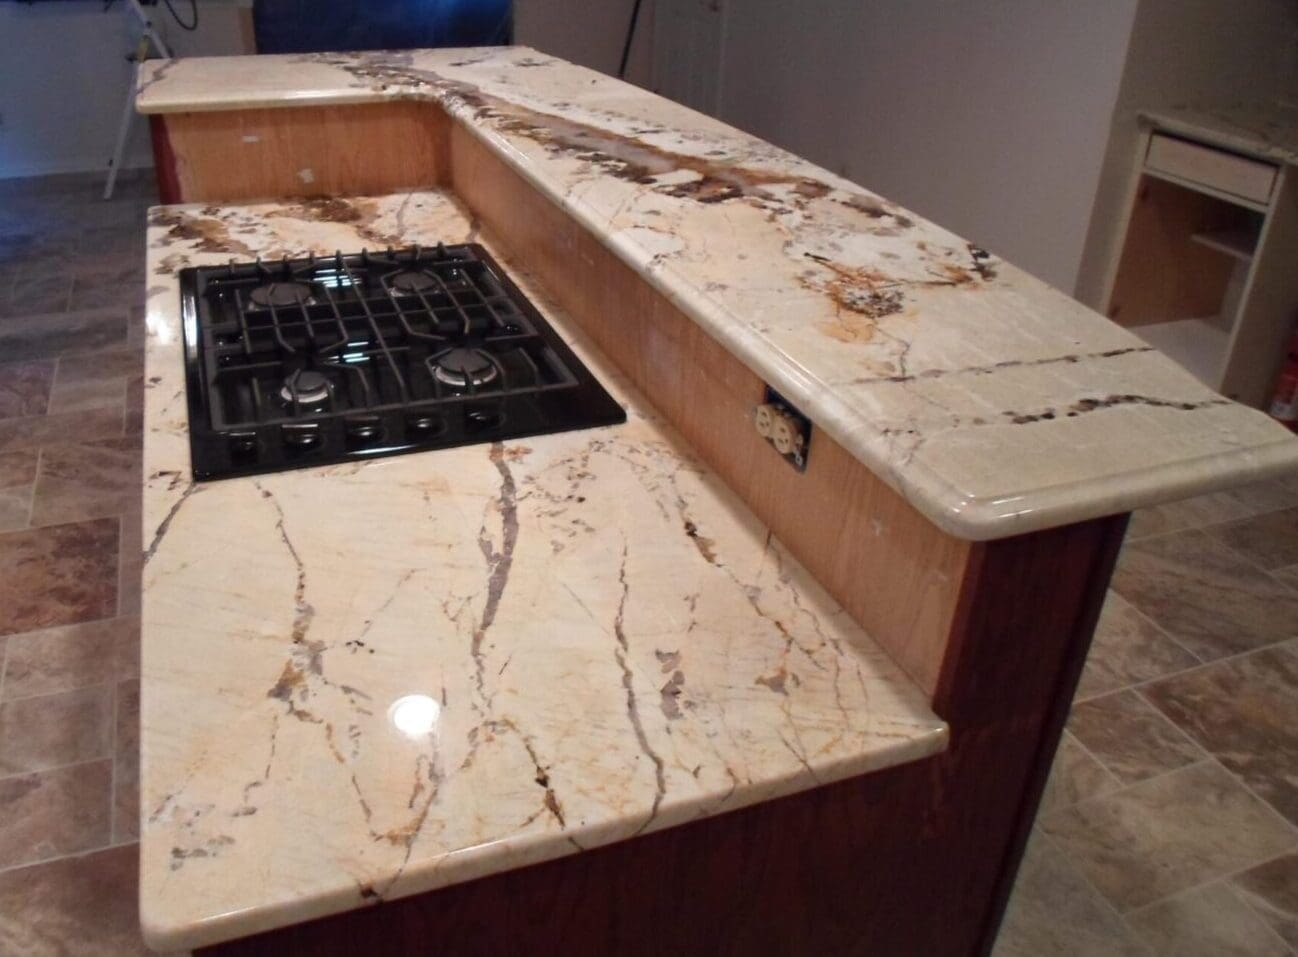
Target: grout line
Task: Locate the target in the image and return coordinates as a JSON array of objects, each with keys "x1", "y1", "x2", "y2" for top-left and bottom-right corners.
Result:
[
  {"x1": 1055, "y1": 728, "x2": 1126, "y2": 798},
  {"x1": 1128, "y1": 685, "x2": 1298, "y2": 836},
  {"x1": 109, "y1": 679, "x2": 120, "y2": 846},
  {"x1": 1085, "y1": 635, "x2": 1298, "y2": 706},
  {"x1": 23, "y1": 446, "x2": 41, "y2": 529},
  {"x1": 1124, "y1": 847, "x2": 1298, "y2": 925},
  {"x1": 1033, "y1": 828, "x2": 1156, "y2": 955}
]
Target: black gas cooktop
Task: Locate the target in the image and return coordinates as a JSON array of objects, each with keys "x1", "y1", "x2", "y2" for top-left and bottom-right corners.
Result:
[{"x1": 178, "y1": 244, "x2": 625, "y2": 480}]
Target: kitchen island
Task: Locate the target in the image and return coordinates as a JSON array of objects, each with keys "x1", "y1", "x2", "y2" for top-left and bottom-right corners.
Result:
[{"x1": 135, "y1": 48, "x2": 1298, "y2": 956}]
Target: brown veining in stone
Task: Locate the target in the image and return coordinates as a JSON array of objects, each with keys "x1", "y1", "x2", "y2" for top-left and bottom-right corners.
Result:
[
  {"x1": 148, "y1": 208, "x2": 256, "y2": 258},
  {"x1": 0, "y1": 518, "x2": 119, "y2": 636}
]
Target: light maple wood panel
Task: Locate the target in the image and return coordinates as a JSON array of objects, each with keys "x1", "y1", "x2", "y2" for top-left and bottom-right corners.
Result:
[
  {"x1": 1107, "y1": 174, "x2": 1241, "y2": 327},
  {"x1": 448, "y1": 125, "x2": 969, "y2": 697},
  {"x1": 162, "y1": 103, "x2": 450, "y2": 203}
]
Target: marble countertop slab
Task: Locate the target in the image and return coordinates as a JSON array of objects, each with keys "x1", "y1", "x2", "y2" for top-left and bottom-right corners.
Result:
[
  {"x1": 139, "y1": 191, "x2": 949, "y2": 952},
  {"x1": 1140, "y1": 104, "x2": 1298, "y2": 168},
  {"x1": 136, "y1": 48, "x2": 1298, "y2": 540}
]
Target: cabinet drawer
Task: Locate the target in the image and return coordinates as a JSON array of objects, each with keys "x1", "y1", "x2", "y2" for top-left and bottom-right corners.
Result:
[{"x1": 1145, "y1": 133, "x2": 1277, "y2": 205}]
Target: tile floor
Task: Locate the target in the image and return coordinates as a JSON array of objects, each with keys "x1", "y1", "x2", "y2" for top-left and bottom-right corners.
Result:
[{"x1": 0, "y1": 171, "x2": 1296, "y2": 955}]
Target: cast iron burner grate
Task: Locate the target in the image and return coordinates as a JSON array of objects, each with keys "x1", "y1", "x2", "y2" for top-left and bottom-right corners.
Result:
[{"x1": 178, "y1": 243, "x2": 626, "y2": 480}]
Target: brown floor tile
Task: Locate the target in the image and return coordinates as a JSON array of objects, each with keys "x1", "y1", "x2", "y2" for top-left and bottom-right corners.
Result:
[
  {"x1": 1145, "y1": 647, "x2": 1298, "y2": 825},
  {"x1": 0, "y1": 518, "x2": 119, "y2": 636},
  {"x1": 29, "y1": 437, "x2": 141, "y2": 527},
  {"x1": 1041, "y1": 762, "x2": 1295, "y2": 911},
  {"x1": 0, "y1": 759, "x2": 112, "y2": 869},
  {"x1": 0, "y1": 685, "x2": 114, "y2": 775},
  {"x1": 1075, "y1": 591, "x2": 1200, "y2": 700},
  {"x1": 0, "y1": 359, "x2": 55, "y2": 419},
  {"x1": 0, "y1": 308, "x2": 128, "y2": 362},
  {"x1": 1067, "y1": 690, "x2": 1206, "y2": 786},
  {"x1": 124, "y1": 371, "x2": 143, "y2": 435},
  {"x1": 1112, "y1": 529, "x2": 1298, "y2": 660},
  {"x1": 3, "y1": 275, "x2": 69, "y2": 317},
  {"x1": 0, "y1": 449, "x2": 37, "y2": 487},
  {"x1": 0, "y1": 449, "x2": 38, "y2": 532},
  {"x1": 1232, "y1": 852, "x2": 1298, "y2": 950},
  {"x1": 0, "y1": 406, "x2": 124, "y2": 453},
  {"x1": 1276, "y1": 565, "x2": 1298, "y2": 591},
  {"x1": 1126, "y1": 881, "x2": 1289, "y2": 956},
  {"x1": 114, "y1": 679, "x2": 139, "y2": 843},
  {"x1": 0, "y1": 615, "x2": 139, "y2": 700},
  {"x1": 1209, "y1": 507, "x2": 1298, "y2": 573},
  {"x1": 68, "y1": 278, "x2": 140, "y2": 312},
  {"x1": 1039, "y1": 732, "x2": 1119, "y2": 815},
  {"x1": 0, "y1": 843, "x2": 151, "y2": 956},
  {"x1": 118, "y1": 509, "x2": 143, "y2": 619},
  {"x1": 48, "y1": 348, "x2": 141, "y2": 415},
  {"x1": 1127, "y1": 478, "x2": 1298, "y2": 540},
  {"x1": 993, "y1": 830, "x2": 1147, "y2": 956}
]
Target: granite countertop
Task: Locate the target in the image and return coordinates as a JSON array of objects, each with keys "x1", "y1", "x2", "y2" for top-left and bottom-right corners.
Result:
[
  {"x1": 1140, "y1": 104, "x2": 1298, "y2": 167},
  {"x1": 138, "y1": 192, "x2": 949, "y2": 951},
  {"x1": 136, "y1": 47, "x2": 1298, "y2": 540}
]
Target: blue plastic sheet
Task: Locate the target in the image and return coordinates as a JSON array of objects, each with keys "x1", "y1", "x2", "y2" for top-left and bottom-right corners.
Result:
[{"x1": 253, "y1": 0, "x2": 512, "y2": 54}]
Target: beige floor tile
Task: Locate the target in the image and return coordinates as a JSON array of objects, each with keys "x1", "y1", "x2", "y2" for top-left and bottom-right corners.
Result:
[
  {"x1": 47, "y1": 348, "x2": 142, "y2": 414},
  {"x1": 0, "y1": 760, "x2": 112, "y2": 869},
  {"x1": 0, "y1": 843, "x2": 151, "y2": 956},
  {"x1": 1112, "y1": 529, "x2": 1298, "y2": 661},
  {"x1": 113, "y1": 679, "x2": 139, "y2": 844},
  {"x1": 1075, "y1": 592, "x2": 1199, "y2": 701},
  {"x1": 0, "y1": 406, "x2": 124, "y2": 454},
  {"x1": 0, "y1": 685, "x2": 114, "y2": 775},
  {"x1": 28, "y1": 437, "x2": 141, "y2": 527},
  {"x1": 0, "y1": 359, "x2": 55, "y2": 419},
  {"x1": 1067, "y1": 690, "x2": 1206, "y2": 786},
  {"x1": 1041, "y1": 762, "x2": 1296, "y2": 911},
  {"x1": 0, "y1": 448, "x2": 37, "y2": 532},
  {"x1": 1127, "y1": 479, "x2": 1298, "y2": 540},
  {"x1": 1039, "y1": 732, "x2": 1120, "y2": 815},
  {"x1": 0, "y1": 615, "x2": 139, "y2": 700},
  {"x1": 1145, "y1": 647, "x2": 1298, "y2": 826},
  {"x1": 1208, "y1": 507, "x2": 1298, "y2": 572},
  {"x1": 1232, "y1": 852, "x2": 1298, "y2": 950},
  {"x1": 993, "y1": 830, "x2": 1148, "y2": 956},
  {"x1": 1127, "y1": 881, "x2": 1289, "y2": 956}
]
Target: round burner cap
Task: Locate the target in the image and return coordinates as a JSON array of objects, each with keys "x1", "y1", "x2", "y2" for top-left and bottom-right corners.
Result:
[
  {"x1": 280, "y1": 369, "x2": 331, "y2": 405},
  {"x1": 432, "y1": 347, "x2": 498, "y2": 389},
  {"x1": 249, "y1": 281, "x2": 315, "y2": 308},
  {"x1": 388, "y1": 271, "x2": 439, "y2": 296}
]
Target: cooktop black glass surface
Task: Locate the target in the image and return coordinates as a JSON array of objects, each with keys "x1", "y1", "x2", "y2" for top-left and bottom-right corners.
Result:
[{"x1": 179, "y1": 244, "x2": 626, "y2": 480}]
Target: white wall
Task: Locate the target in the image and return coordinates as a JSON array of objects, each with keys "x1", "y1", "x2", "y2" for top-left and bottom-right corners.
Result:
[
  {"x1": 1074, "y1": 0, "x2": 1298, "y2": 308},
  {"x1": 713, "y1": 1, "x2": 1139, "y2": 293},
  {"x1": 0, "y1": 0, "x2": 250, "y2": 179},
  {"x1": 514, "y1": 0, "x2": 655, "y2": 86}
]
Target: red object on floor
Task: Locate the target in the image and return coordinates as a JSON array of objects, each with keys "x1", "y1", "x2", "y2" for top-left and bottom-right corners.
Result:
[{"x1": 1269, "y1": 327, "x2": 1298, "y2": 432}]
